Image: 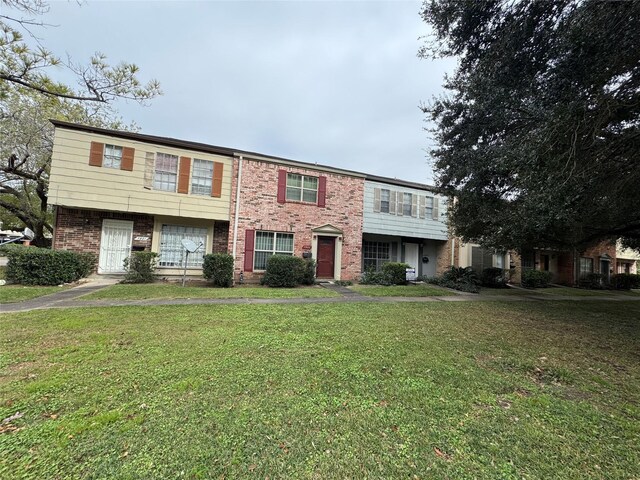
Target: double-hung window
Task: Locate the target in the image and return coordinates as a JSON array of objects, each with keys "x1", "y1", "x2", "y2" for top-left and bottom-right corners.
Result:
[
  {"x1": 380, "y1": 189, "x2": 390, "y2": 213},
  {"x1": 286, "y1": 173, "x2": 318, "y2": 203},
  {"x1": 579, "y1": 257, "x2": 594, "y2": 277},
  {"x1": 363, "y1": 241, "x2": 390, "y2": 271},
  {"x1": 254, "y1": 231, "x2": 294, "y2": 270},
  {"x1": 154, "y1": 153, "x2": 179, "y2": 192},
  {"x1": 103, "y1": 144, "x2": 123, "y2": 169},
  {"x1": 191, "y1": 159, "x2": 214, "y2": 195},
  {"x1": 403, "y1": 193, "x2": 412, "y2": 216},
  {"x1": 425, "y1": 196, "x2": 434, "y2": 218},
  {"x1": 159, "y1": 225, "x2": 207, "y2": 268}
]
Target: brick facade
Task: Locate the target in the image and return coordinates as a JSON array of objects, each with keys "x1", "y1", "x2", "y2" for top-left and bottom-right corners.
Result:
[
  {"x1": 435, "y1": 237, "x2": 459, "y2": 275},
  {"x1": 212, "y1": 221, "x2": 229, "y2": 254},
  {"x1": 228, "y1": 158, "x2": 364, "y2": 282},
  {"x1": 53, "y1": 207, "x2": 154, "y2": 268}
]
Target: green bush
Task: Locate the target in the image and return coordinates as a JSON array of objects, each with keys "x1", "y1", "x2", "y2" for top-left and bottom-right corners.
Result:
[
  {"x1": 262, "y1": 255, "x2": 306, "y2": 287},
  {"x1": 202, "y1": 253, "x2": 234, "y2": 287},
  {"x1": 360, "y1": 263, "x2": 410, "y2": 285},
  {"x1": 521, "y1": 269, "x2": 553, "y2": 288},
  {"x1": 5, "y1": 247, "x2": 96, "y2": 285},
  {"x1": 435, "y1": 266, "x2": 481, "y2": 293},
  {"x1": 122, "y1": 252, "x2": 158, "y2": 284},
  {"x1": 360, "y1": 266, "x2": 387, "y2": 285},
  {"x1": 578, "y1": 273, "x2": 606, "y2": 289},
  {"x1": 382, "y1": 262, "x2": 409, "y2": 285},
  {"x1": 300, "y1": 259, "x2": 316, "y2": 285},
  {"x1": 481, "y1": 267, "x2": 508, "y2": 288},
  {"x1": 610, "y1": 273, "x2": 640, "y2": 290}
]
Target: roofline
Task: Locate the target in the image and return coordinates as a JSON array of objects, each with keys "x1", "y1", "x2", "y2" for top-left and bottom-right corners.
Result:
[
  {"x1": 364, "y1": 174, "x2": 439, "y2": 193},
  {"x1": 50, "y1": 120, "x2": 440, "y2": 190}
]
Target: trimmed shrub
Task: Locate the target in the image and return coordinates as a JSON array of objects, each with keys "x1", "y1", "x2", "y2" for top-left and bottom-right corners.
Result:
[
  {"x1": 578, "y1": 273, "x2": 606, "y2": 289},
  {"x1": 202, "y1": 253, "x2": 234, "y2": 287},
  {"x1": 360, "y1": 263, "x2": 410, "y2": 285},
  {"x1": 521, "y1": 269, "x2": 553, "y2": 288},
  {"x1": 610, "y1": 273, "x2": 640, "y2": 290},
  {"x1": 6, "y1": 248, "x2": 95, "y2": 285},
  {"x1": 360, "y1": 266, "x2": 387, "y2": 285},
  {"x1": 122, "y1": 252, "x2": 158, "y2": 284},
  {"x1": 481, "y1": 267, "x2": 508, "y2": 288},
  {"x1": 262, "y1": 255, "x2": 305, "y2": 287},
  {"x1": 438, "y1": 266, "x2": 481, "y2": 293},
  {"x1": 382, "y1": 262, "x2": 410, "y2": 285},
  {"x1": 300, "y1": 259, "x2": 316, "y2": 285}
]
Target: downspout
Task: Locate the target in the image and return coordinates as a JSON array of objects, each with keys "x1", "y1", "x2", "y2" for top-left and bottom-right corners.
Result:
[
  {"x1": 231, "y1": 155, "x2": 243, "y2": 274},
  {"x1": 451, "y1": 237, "x2": 456, "y2": 266}
]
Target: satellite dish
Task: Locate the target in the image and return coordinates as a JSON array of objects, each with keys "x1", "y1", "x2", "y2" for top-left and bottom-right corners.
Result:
[
  {"x1": 181, "y1": 239, "x2": 198, "y2": 253},
  {"x1": 23, "y1": 228, "x2": 35, "y2": 241}
]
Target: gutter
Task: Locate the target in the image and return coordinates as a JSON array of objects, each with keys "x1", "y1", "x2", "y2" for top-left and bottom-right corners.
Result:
[{"x1": 231, "y1": 155, "x2": 243, "y2": 277}]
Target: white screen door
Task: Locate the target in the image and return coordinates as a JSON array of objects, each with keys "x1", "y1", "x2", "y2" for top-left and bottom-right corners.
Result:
[
  {"x1": 405, "y1": 243, "x2": 419, "y2": 280},
  {"x1": 98, "y1": 219, "x2": 133, "y2": 273}
]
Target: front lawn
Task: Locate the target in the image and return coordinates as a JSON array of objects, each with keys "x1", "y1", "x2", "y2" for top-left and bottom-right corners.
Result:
[
  {"x1": 0, "y1": 285, "x2": 68, "y2": 304},
  {"x1": 81, "y1": 283, "x2": 338, "y2": 301},
  {"x1": 480, "y1": 286, "x2": 640, "y2": 297},
  {"x1": 350, "y1": 284, "x2": 456, "y2": 297},
  {"x1": 1, "y1": 301, "x2": 639, "y2": 479}
]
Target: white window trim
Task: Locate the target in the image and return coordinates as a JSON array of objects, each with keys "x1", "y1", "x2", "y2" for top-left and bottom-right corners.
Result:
[
  {"x1": 254, "y1": 231, "x2": 295, "y2": 271},
  {"x1": 286, "y1": 173, "x2": 318, "y2": 203},
  {"x1": 103, "y1": 144, "x2": 123, "y2": 169}
]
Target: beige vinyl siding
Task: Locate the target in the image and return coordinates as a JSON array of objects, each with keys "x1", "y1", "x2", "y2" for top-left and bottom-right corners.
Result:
[{"x1": 49, "y1": 128, "x2": 232, "y2": 221}]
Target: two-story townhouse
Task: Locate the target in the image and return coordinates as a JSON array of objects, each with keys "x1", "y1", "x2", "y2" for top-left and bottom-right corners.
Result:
[
  {"x1": 361, "y1": 176, "x2": 450, "y2": 279},
  {"x1": 49, "y1": 121, "x2": 234, "y2": 276},
  {"x1": 228, "y1": 155, "x2": 365, "y2": 283}
]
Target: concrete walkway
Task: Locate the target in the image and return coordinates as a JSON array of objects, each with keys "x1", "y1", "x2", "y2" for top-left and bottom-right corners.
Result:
[{"x1": 3, "y1": 279, "x2": 640, "y2": 313}]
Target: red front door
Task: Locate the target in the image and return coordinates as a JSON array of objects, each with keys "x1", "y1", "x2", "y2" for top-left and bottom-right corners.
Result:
[{"x1": 316, "y1": 236, "x2": 335, "y2": 278}]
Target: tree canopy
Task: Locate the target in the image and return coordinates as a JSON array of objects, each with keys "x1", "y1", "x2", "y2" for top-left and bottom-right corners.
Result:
[
  {"x1": 421, "y1": 0, "x2": 640, "y2": 253},
  {"x1": 0, "y1": 0, "x2": 160, "y2": 244}
]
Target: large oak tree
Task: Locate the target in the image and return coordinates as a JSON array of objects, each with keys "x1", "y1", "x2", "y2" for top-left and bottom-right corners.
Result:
[
  {"x1": 1, "y1": 0, "x2": 160, "y2": 245},
  {"x1": 421, "y1": 0, "x2": 640, "y2": 253}
]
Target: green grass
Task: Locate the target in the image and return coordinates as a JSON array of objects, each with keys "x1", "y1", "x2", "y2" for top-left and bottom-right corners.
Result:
[
  {"x1": 0, "y1": 265, "x2": 6, "y2": 280},
  {"x1": 480, "y1": 286, "x2": 640, "y2": 297},
  {"x1": 0, "y1": 285, "x2": 69, "y2": 304},
  {"x1": 350, "y1": 284, "x2": 456, "y2": 297},
  {"x1": 1, "y1": 301, "x2": 639, "y2": 479},
  {"x1": 81, "y1": 283, "x2": 338, "y2": 301}
]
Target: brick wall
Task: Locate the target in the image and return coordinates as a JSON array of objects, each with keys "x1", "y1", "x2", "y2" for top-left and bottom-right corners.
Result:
[
  {"x1": 435, "y1": 237, "x2": 459, "y2": 275},
  {"x1": 581, "y1": 239, "x2": 617, "y2": 276},
  {"x1": 228, "y1": 158, "x2": 364, "y2": 282},
  {"x1": 53, "y1": 207, "x2": 154, "y2": 261},
  {"x1": 212, "y1": 221, "x2": 229, "y2": 254}
]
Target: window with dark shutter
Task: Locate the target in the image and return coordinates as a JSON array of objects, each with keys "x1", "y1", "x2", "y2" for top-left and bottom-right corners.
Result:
[{"x1": 244, "y1": 229, "x2": 255, "y2": 272}]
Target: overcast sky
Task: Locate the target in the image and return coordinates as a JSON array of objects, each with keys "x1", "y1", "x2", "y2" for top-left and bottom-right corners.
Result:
[{"x1": 32, "y1": 0, "x2": 456, "y2": 184}]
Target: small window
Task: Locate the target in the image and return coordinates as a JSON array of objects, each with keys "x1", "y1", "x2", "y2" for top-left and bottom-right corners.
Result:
[
  {"x1": 380, "y1": 189, "x2": 390, "y2": 213},
  {"x1": 403, "y1": 193, "x2": 412, "y2": 216},
  {"x1": 254, "y1": 231, "x2": 294, "y2": 270},
  {"x1": 154, "y1": 153, "x2": 179, "y2": 192},
  {"x1": 103, "y1": 145, "x2": 123, "y2": 169},
  {"x1": 159, "y1": 225, "x2": 207, "y2": 267},
  {"x1": 191, "y1": 159, "x2": 213, "y2": 196},
  {"x1": 286, "y1": 173, "x2": 318, "y2": 203}
]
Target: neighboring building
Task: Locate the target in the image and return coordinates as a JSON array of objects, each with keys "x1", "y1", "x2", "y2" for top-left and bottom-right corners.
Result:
[
  {"x1": 49, "y1": 121, "x2": 233, "y2": 275},
  {"x1": 616, "y1": 241, "x2": 639, "y2": 275},
  {"x1": 502, "y1": 240, "x2": 623, "y2": 286},
  {"x1": 458, "y1": 243, "x2": 509, "y2": 276},
  {"x1": 228, "y1": 155, "x2": 365, "y2": 282},
  {"x1": 362, "y1": 176, "x2": 449, "y2": 279}
]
